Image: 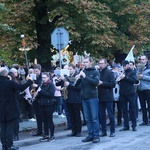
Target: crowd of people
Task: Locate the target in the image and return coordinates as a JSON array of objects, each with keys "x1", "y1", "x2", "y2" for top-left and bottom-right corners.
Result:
[{"x1": 0, "y1": 54, "x2": 150, "y2": 149}]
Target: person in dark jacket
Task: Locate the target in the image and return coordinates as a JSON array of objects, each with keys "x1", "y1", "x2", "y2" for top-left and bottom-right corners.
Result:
[
  {"x1": 0, "y1": 67, "x2": 33, "y2": 150},
  {"x1": 65, "y1": 64, "x2": 82, "y2": 137},
  {"x1": 75, "y1": 56, "x2": 100, "y2": 143},
  {"x1": 137, "y1": 55, "x2": 150, "y2": 126},
  {"x1": 8, "y1": 70, "x2": 21, "y2": 141},
  {"x1": 37, "y1": 72, "x2": 55, "y2": 142},
  {"x1": 32, "y1": 64, "x2": 43, "y2": 136},
  {"x1": 98, "y1": 58, "x2": 116, "y2": 137},
  {"x1": 119, "y1": 60, "x2": 138, "y2": 132}
]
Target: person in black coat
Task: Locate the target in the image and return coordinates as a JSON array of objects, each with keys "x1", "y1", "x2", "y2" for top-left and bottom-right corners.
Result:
[
  {"x1": 75, "y1": 56, "x2": 100, "y2": 143},
  {"x1": 119, "y1": 60, "x2": 139, "y2": 132},
  {"x1": 32, "y1": 64, "x2": 43, "y2": 136},
  {"x1": 37, "y1": 72, "x2": 55, "y2": 142},
  {"x1": 98, "y1": 58, "x2": 116, "y2": 137},
  {"x1": 8, "y1": 71, "x2": 21, "y2": 141},
  {"x1": 0, "y1": 67, "x2": 33, "y2": 150},
  {"x1": 64, "y1": 64, "x2": 82, "y2": 137}
]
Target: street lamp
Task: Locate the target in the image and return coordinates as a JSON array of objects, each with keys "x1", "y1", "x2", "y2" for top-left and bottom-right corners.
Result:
[{"x1": 20, "y1": 34, "x2": 29, "y2": 71}]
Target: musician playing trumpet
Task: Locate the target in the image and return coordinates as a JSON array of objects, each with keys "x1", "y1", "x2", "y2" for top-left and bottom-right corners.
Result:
[{"x1": 119, "y1": 60, "x2": 139, "y2": 132}]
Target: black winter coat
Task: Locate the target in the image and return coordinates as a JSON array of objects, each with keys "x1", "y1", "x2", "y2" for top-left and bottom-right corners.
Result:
[
  {"x1": 98, "y1": 67, "x2": 116, "y2": 102},
  {"x1": 0, "y1": 76, "x2": 33, "y2": 121},
  {"x1": 119, "y1": 68, "x2": 138, "y2": 96},
  {"x1": 38, "y1": 81, "x2": 55, "y2": 106},
  {"x1": 77, "y1": 67, "x2": 100, "y2": 100},
  {"x1": 66, "y1": 73, "x2": 81, "y2": 103}
]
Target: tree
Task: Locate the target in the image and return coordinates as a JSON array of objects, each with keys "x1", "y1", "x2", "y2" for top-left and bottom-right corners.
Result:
[
  {"x1": 0, "y1": 0, "x2": 149, "y2": 69},
  {"x1": 97, "y1": 0, "x2": 150, "y2": 61}
]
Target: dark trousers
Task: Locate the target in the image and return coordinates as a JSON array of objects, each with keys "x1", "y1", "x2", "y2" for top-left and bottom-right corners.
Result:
[
  {"x1": 67, "y1": 103, "x2": 82, "y2": 134},
  {"x1": 113, "y1": 101, "x2": 122, "y2": 124},
  {"x1": 13, "y1": 118, "x2": 19, "y2": 138},
  {"x1": 1, "y1": 118, "x2": 17, "y2": 148},
  {"x1": 129, "y1": 94, "x2": 139, "y2": 120},
  {"x1": 39, "y1": 105, "x2": 54, "y2": 136},
  {"x1": 62, "y1": 99, "x2": 72, "y2": 128},
  {"x1": 99, "y1": 101, "x2": 115, "y2": 133},
  {"x1": 32, "y1": 101, "x2": 42, "y2": 133},
  {"x1": 120, "y1": 94, "x2": 137, "y2": 128},
  {"x1": 24, "y1": 100, "x2": 34, "y2": 119},
  {"x1": 81, "y1": 103, "x2": 86, "y2": 124},
  {"x1": 138, "y1": 90, "x2": 150, "y2": 124},
  {"x1": 54, "y1": 96, "x2": 62, "y2": 115}
]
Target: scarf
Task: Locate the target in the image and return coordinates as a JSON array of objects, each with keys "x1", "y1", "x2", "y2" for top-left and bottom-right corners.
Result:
[{"x1": 43, "y1": 79, "x2": 51, "y2": 86}]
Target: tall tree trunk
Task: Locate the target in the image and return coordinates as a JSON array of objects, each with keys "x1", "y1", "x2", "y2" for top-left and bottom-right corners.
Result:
[{"x1": 34, "y1": 1, "x2": 52, "y2": 71}]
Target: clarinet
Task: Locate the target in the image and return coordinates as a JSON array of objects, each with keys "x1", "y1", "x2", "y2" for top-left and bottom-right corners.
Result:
[{"x1": 73, "y1": 68, "x2": 85, "y2": 86}]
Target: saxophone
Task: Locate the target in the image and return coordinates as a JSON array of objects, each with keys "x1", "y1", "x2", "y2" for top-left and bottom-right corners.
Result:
[
  {"x1": 32, "y1": 82, "x2": 43, "y2": 102},
  {"x1": 61, "y1": 86, "x2": 68, "y2": 100},
  {"x1": 61, "y1": 74, "x2": 80, "y2": 100}
]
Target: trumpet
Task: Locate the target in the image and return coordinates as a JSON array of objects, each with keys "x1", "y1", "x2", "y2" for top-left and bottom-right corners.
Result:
[{"x1": 116, "y1": 71, "x2": 125, "y2": 82}]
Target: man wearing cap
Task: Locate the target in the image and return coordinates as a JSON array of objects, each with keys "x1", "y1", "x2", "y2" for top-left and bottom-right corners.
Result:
[{"x1": 119, "y1": 60, "x2": 138, "y2": 132}]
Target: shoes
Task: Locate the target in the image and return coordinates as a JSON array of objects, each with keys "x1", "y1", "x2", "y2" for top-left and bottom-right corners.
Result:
[
  {"x1": 64, "y1": 127, "x2": 72, "y2": 130},
  {"x1": 109, "y1": 132, "x2": 115, "y2": 137},
  {"x1": 50, "y1": 136, "x2": 55, "y2": 141},
  {"x1": 76, "y1": 133, "x2": 81, "y2": 137},
  {"x1": 58, "y1": 114, "x2": 66, "y2": 118},
  {"x1": 28, "y1": 118, "x2": 36, "y2": 122},
  {"x1": 82, "y1": 136, "x2": 93, "y2": 142},
  {"x1": 119, "y1": 127, "x2": 129, "y2": 131},
  {"x1": 99, "y1": 132, "x2": 107, "y2": 137},
  {"x1": 139, "y1": 122, "x2": 148, "y2": 126},
  {"x1": 33, "y1": 132, "x2": 43, "y2": 136},
  {"x1": 132, "y1": 127, "x2": 137, "y2": 131},
  {"x1": 39, "y1": 135, "x2": 49, "y2": 142},
  {"x1": 67, "y1": 132, "x2": 76, "y2": 137},
  {"x1": 7, "y1": 145, "x2": 19, "y2": 150},
  {"x1": 93, "y1": 137, "x2": 100, "y2": 143}
]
